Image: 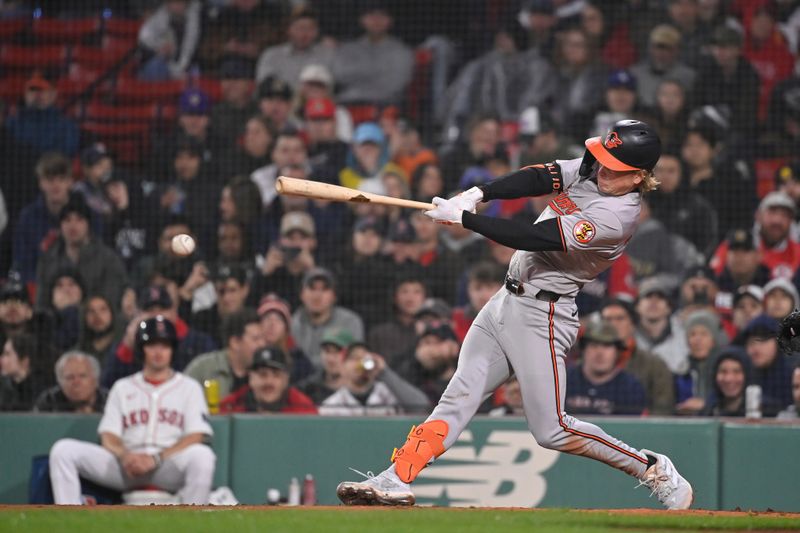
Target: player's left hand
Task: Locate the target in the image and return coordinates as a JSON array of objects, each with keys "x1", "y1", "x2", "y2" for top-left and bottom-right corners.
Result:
[
  {"x1": 424, "y1": 196, "x2": 463, "y2": 225},
  {"x1": 450, "y1": 186, "x2": 483, "y2": 214}
]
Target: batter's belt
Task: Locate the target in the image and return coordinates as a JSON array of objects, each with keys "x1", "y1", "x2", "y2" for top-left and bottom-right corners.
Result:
[{"x1": 504, "y1": 275, "x2": 562, "y2": 302}]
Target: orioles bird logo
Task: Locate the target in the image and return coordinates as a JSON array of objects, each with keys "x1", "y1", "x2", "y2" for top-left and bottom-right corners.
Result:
[
  {"x1": 573, "y1": 220, "x2": 596, "y2": 244},
  {"x1": 604, "y1": 131, "x2": 623, "y2": 149}
]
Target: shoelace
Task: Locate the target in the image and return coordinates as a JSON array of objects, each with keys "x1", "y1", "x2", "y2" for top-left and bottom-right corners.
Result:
[
  {"x1": 634, "y1": 469, "x2": 675, "y2": 502},
  {"x1": 348, "y1": 467, "x2": 375, "y2": 480}
]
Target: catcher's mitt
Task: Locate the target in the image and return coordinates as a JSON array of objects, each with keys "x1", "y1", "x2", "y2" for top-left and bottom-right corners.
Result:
[{"x1": 778, "y1": 309, "x2": 800, "y2": 354}]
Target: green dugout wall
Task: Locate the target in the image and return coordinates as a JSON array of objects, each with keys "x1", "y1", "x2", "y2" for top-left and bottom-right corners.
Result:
[{"x1": 0, "y1": 414, "x2": 797, "y2": 511}]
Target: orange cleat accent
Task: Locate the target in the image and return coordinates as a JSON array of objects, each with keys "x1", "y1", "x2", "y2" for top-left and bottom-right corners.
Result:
[{"x1": 391, "y1": 420, "x2": 449, "y2": 483}]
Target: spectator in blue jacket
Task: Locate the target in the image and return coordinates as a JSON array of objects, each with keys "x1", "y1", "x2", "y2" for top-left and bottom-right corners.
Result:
[
  {"x1": 566, "y1": 321, "x2": 647, "y2": 416},
  {"x1": 742, "y1": 314, "x2": 795, "y2": 416},
  {"x1": 4, "y1": 74, "x2": 79, "y2": 156}
]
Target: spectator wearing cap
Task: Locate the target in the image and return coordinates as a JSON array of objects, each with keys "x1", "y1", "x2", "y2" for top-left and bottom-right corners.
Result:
[
  {"x1": 46, "y1": 267, "x2": 84, "y2": 351},
  {"x1": 741, "y1": 314, "x2": 795, "y2": 415},
  {"x1": 291, "y1": 268, "x2": 364, "y2": 367},
  {"x1": 150, "y1": 87, "x2": 215, "y2": 179},
  {"x1": 102, "y1": 284, "x2": 215, "y2": 387},
  {"x1": 629, "y1": 24, "x2": 696, "y2": 109},
  {"x1": 0, "y1": 279, "x2": 34, "y2": 342},
  {"x1": 34, "y1": 350, "x2": 108, "y2": 413},
  {"x1": 256, "y1": 7, "x2": 334, "y2": 88},
  {"x1": 138, "y1": 0, "x2": 202, "y2": 81},
  {"x1": 197, "y1": 0, "x2": 281, "y2": 68},
  {"x1": 776, "y1": 365, "x2": 800, "y2": 420},
  {"x1": 305, "y1": 96, "x2": 349, "y2": 179},
  {"x1": 319, "y1": 342, "x2": 430, "y2": 415},
  {"x1": 209, "y1": 56, "x2": 258, "y2": 150},
  {"x1": 256, "y1": 76, "x2": 300, "y2": 134},
  {"x1": 339, "y1": 122, "x2": 406, "y2": 195},
  {"x1": 297, "y1": 327, "x2": 352, "y2": 404},
  {"x1": 4, "y1": 73, "x2": 79, "y2": 156},
  {"x1": 762, "y1": 277, "x2": 799, "y2": 322},
  {"x1": 565, "y1": 321, "x2": 647, "y2": 416},
  {"x1": 74, "y1": 143, "x2": 118, "y2": 220},
  {"x1": 648, "y1": 154, "x2": 718, "y2": 256},
  {"x1": 159, "y1": 138, "x2": 218, "y2": 249},
  {"x1": 335, "y1": 216, "x2": 393, "y2": 327},
  {"x1": 35, "y1": 194, "x2": 128, "y2": 313},
  {"x1": 13, "y1": 153, "x2": 76, "y2": 284},
  {"x1": 452, "y1": 262, "x2": 506, "y2": 342},
  {"x1": 297, "y1": 65, "x2": 354, "y2": 143},
  {"x1": 600, "y1": 299, "x2": 675, "y2": 415},
  {"x1": 677, "y1": 266, "x2": 736, "y2": 339},
  {"x1": 701, "y1": 346, "x2": 752, "y2": 417},
  {"x1": 731, "y1": 285, "x2": 765, "y2": 334},
  {"x1": 716, "y1": 228, "x2": 770, "y2": 299},
  {"x1": 251, "y1": 129, "x2": 309, "y2": 207},
  {"x1": 367, "y1": 276, "x2": 428, "y2": 366},
  {"x1": 185, "y1": 309, "x2": 265, "y2": 398},
  {"x1": 219, "y1": 346, "x2": 317, "y2": 414},
  {"x1": 396, "y1": 321, "x2": 460, "y2": 405},
  {"x1": 590, "y1": 69, "x2": 648, "y2": 138},
  {"x1": 256, "y1": 211, "x2": 318, "y2": 309},
  {"x1": 711, "y1": 192, "x2": 800, "y2": 280},
  {"x1": 674, "y1": 309, "x2": 728, "y2": 415},
  {"x1": 0, "y1": 333, "x2": 51, "y2": 411},
  {"x1": 258, "y1": 293, "x2": 313, "y2": 384},
  {"x1": 190, "y1": 264, "x2": 250, "y2": 346},
  {"x1": 75, "y1": 294, "x2": 125, "y2": 365},
  {"x1": 741, "y1": 1, "x2": 795, "y2": 122},
  {"x1": 681, "y1": 126, "x2": 756, "y2": 231},
  {"x1": 635, "y1": 276, "x2": 690, "y2": 374},
  {"x1": 693, "y1": 25, "x2": 760, "y2": 135},
  {"x1": 102, "y1": 168, "x2": 157, "y2": 271},
  {"x1": 332, "y1": 2, "x2": 414, "y2": 106}
]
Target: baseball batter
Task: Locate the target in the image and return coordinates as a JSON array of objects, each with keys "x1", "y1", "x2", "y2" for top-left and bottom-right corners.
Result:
[
  {"x1": 337, "y1": 120, "x2": 693, "y2": 510},
  {"x1": 49, "y1": 316, "x2": 216, "y2": 505}
]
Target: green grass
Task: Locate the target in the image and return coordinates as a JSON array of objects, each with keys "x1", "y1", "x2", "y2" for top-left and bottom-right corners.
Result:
[{"x1": 2, "y1": 507, "x2": 800, "y2": 533}]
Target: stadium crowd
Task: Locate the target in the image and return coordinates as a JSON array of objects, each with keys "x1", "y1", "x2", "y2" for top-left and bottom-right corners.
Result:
[{"x1": 1, "y1": 0, "x2": 800, "y2": 422}]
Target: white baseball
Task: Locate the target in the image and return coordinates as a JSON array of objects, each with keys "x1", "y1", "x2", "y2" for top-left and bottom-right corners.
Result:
[{"x1": 171, "y1": 233, "x2": 196, "y2": 256}]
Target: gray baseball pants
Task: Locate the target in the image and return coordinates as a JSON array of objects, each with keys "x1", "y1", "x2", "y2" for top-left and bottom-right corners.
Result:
[
  {"x1": 49, "y1": 438, "x2": 216, "y2": 504},
  {"x1": 427, "y1": 287, "x2": 649, "y2": 479}
]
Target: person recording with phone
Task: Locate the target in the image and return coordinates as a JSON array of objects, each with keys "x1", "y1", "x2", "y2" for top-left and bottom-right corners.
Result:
[
  {"x1": 318, "y1": 342, "x2": 429, "y2": 416},
  {"x1": 255, "y1": 211, "x2": 318, "y2": 309}
]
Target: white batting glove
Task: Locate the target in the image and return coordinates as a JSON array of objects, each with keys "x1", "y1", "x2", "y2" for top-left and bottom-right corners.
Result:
[
  {"x1": 425, "y1": 196, "x2": 463, "y2": 225},
  {"x1": 450, "y1": 186, "x2": 484, "y2": 214}
]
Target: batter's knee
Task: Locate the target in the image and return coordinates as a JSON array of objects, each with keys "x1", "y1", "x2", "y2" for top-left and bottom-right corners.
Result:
[{"x1": 529, "y1": 427, "x2": 565, "y2": 451}]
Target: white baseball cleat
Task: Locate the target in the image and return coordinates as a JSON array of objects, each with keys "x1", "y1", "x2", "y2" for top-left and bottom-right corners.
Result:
[
  {"x1": 637, "y1": 449, "x2": 694, "y2": 510},
  {"x1": 336, "y1": 467, "x2": 415, "y2": 506}
]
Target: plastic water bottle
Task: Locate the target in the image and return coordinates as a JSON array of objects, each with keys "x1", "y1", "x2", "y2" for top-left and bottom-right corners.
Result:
[
  {"x1": 287, "y1": 477, "x2": 301, "y2": 506},
  {"x1": 302, "y1": 474, "x2": 316, "y2": 505},
  {"x1": 745, "y1": 384, "x2": 762, "y2": 419}
]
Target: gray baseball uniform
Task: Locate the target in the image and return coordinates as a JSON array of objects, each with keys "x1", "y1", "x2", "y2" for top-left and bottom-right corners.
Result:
[{"x1": 428, "y1": 157, "x2": 650, "y2": 479}]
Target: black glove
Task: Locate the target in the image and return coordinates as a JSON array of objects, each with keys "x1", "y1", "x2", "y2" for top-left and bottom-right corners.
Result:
[{"x1": 778, "y1": 309, "x2": 800, "y2": 354}]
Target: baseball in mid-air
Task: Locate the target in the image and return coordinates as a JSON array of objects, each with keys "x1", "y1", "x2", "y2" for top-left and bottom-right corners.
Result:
[{"x1": 171, "y1": 233, "x2": 196, "y2": 256}]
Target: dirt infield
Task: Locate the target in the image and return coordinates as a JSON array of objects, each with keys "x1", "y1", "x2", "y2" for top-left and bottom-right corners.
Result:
[{"x1": 2, "y1": 504, "x2": 799, "y2": 518}]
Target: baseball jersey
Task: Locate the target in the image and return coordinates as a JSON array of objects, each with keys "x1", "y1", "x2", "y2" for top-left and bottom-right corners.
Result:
[
  {"x1": 506, "y1": 157, "x2": 642, "y2": 296},
  {"x1": 98, "y1": 371, "x2": 212, "y2": 454}
]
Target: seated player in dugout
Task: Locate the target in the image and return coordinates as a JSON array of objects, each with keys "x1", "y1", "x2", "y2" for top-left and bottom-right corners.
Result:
[{"x1": 337, "y1": 120, "x2": 694, "y2": 510}]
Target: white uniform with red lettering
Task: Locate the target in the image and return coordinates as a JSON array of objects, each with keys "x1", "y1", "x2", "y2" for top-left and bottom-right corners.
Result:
[
  {"x1": 428, "y1": 157, "x2": 652, "y2": 478},
  {"x1": 49, "y1": 372, "x2": 216, "y2": 504}
]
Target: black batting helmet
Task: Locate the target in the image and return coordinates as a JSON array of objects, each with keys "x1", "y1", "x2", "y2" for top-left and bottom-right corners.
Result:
[
  {"x1": 135, "y1": 315, "x2": 178, "y2": 354},
  {"x1": 584, "y1": 120, "x2": 661, "y2": 172}
]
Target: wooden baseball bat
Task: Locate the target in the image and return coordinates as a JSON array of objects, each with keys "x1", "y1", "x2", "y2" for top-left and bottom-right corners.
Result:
[{"x1": 275, "y1": 176, "x2": 435, "y2": 210}]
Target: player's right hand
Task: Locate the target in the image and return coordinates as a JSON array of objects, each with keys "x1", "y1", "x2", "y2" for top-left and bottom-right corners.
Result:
[{"x1": 424, "y1": 197, "x2": 463, "y2": 225}]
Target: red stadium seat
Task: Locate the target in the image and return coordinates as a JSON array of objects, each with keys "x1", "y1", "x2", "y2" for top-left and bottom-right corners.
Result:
[
  {"x1": 755, "y1": 157, "x2": 791, "y2": 198},
  {"x1": 83, "y1": 102, "x2": 161, "y2": 122},
  {"x1": 32, "y1": 18, "x2": 100, "y2": 43},
  {"x1": 0, "y1": 77, "x2": 27, "y2": 104},
  {"x1": 103, "y1": 18, "x2": 142, "y2": 39},
  {"x1": 113, "y1": 78, "x2": 185, "y2": 104},
  {"x1": 193, "y1": 78, "x2": 222, "y2": 102},
  {"x1": 0, "y1": 19, "x2": 26, "y2": 40},
  {"x1": 347, "y1": 104, "x2": 379, "y2": 126},
  {"x1": 0, "y1": 45, "x2": 67, "y2": 69},
  {"x1": 72, "y1": 44, "x2": 131, "y2": 70}
]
